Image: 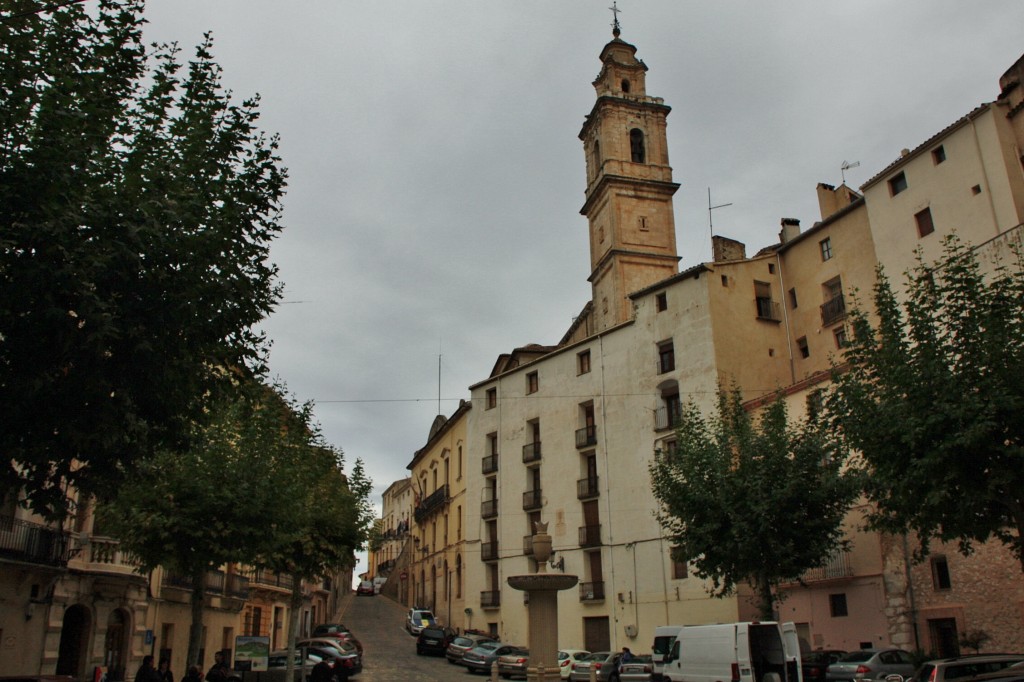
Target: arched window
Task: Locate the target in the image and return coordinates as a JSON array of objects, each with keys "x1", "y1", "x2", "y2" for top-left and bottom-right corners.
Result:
[
  {"x1": 621, "y1": 78, "x2": 631, "y2": 93},
  {"x1": 456, "y1": 554, "x2": 463, "y2": 598},
  {"x1": 630, "y1": 128, "x2": 645, "y2": 163},
  {"x1": 591, "y1": 139, "x2": 601, "y2": 176}
]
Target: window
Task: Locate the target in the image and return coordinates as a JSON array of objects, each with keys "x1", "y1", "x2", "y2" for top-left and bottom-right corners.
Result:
[
  {"x1": 829, "y1": 593, "x2": 848, "y2": 617},
  {"x1": 721, "y1": 275, "x2": 729, "y2": 287},
  {"x1": 889, "y1": 171, "x2": 908, "y2": 196},
  {"x1": 806, "y1": 389, "x2": 824, "y2": 421},
  {"x1": 915, "y1": 207, "x2": 935, "y2": 237},
  {"x1": 578, "y1": 349, "x2": 592, "y2": 375},
  {"x1": 639, "y1": 215, "x2": 649, "y2": 231},
  {"x1": 526, "y1": 371, "x2": 538, "y2": 394},
  {"x1": 971, "y1": 184, "x2": 981, "y2": 195},
  {"x1": 768, "y1": 263, "x2": 776, "y2": 274},
  {"x1": 932, "y1": 145, "x2": 946, "y2": 164},
  {"x1": 486, "y1": 388, "x2": 497, "y2": 409},
  {"x1": 797, "y1": 337, "x2": 809, "y2": 359},
  {"x1": 671, "y1": 549, "x2": 688, "y2": 579},
  {"x1": 655, "y1": 292, "x2": 667, "y2": 312},
  {"x1": 621, "y1": 78, "x2": 631, "y2": 93},
  {"x1": 788, "y1": 288, "x2": 798, "y2": 309},
  {"x1": 657, "y1": 340, "x2": 675, "y2": 374},
  {"x1": 754, "y1": 281, "x2": 778, "y2": 320},
  {"x1": 629, "y1": 128, "x2": 645, "y2": 163},
  {"x1": 931, "y1": 556, "x2": 952, "y2": 590},
  {"x1": 820, "y1": 237, "x2": 833, "y2": 261},
  {"x1": 834, "y1": 326, "x2": 848, "y2": 349}
]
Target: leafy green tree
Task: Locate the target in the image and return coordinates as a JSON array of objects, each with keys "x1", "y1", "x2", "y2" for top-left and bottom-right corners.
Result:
[
  {"x1": 829, "y1": 236, "x2": 1024, "y2": 572},
  {"x1": 650, "y1": 389, "x2": 856, "y2": 619},
  {"x1": 99, "y1": 380, "x2": 312, "y2": 667},
  {"x1": 0, "y1": 0, "x2": 286, "y2": 519}
]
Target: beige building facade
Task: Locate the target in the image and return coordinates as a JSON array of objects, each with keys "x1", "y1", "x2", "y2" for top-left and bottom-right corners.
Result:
[{"x1": 405, "y1": 400, "x2": 470, "y2": 629}]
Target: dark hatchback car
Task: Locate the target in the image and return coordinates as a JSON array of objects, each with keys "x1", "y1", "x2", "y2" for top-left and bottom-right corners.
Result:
[
  {"x1": 417, "y1": 625, "x2": 455, "y2": 656},
  {"x1": 805, "y1": 651, "x2": 849, "y2": 682}
]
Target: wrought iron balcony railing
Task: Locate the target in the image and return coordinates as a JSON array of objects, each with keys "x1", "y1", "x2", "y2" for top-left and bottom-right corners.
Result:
[
  {"x1": 481, "y1": 590, "x2": 501, "y2": 608},
  {"x1": 414, "y1": 484, "x2": 449, "y2": 522},
  {"x1": 239, "y1": 568, "x2": 293, "y2": 592},
  {"x1": 481, "y1": 499, "x2": 498, "y2": 519},
  {"x1": 576, "y1": 476, "x2": 599, "y2": 500},
  {"x1": 0, "y1": 515, "x2": 72, "y2": 566},
  {"x1": 482, "y1": 454, "x2": 499, "y2": 475},
  {"x1": 522, "y1": 442, "x2": 542, "y2": 464},
  {"x1": 578, "y1": 524, "x2": 602, "y2": 547},
  {"x1": 481, "y1": 541, "x2": 499, "y2": 562},
  {"x1": 579, "y1": 581, "x2": 605, "y2": 602},
  {"x1": 575, "y1": 425, "x2": 597, "y2": 449},
  {"x1": 654, "y1": 405, "x2": 682, "y2": 431},
  {"x1": 164, "y1": 570, "x2": 250, "y2": 598},
  {"x1": 756, "y1": 297, "x2": 782, "y2": 321},
  {"x1": 522, "y1": 489, "x2": 542, "y2": 511}
]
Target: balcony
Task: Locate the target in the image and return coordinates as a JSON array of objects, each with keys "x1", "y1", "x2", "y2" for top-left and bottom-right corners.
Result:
[
  {"x1": 523, "y1": 535, "x2": 535, "y2": 556},
  {"x1": 575, "y1": 425, "x2": 597, "y2": 449},
  {"x1": 165, "y1": 570, "x2": 250, "y2": 599},
  {"x1": 481, "y1": 541, "x2": 499, "y2": 562},
  {"x1": 522, "y1": 441, "x2": 542, "y2": 464},
  {"x1": 0, "y1": 515, "x2": 72, "y2": 567},
  {"x1": 522, "y1": 489, "x2": 542, "y2": 511},
  {"x1": 654, "y1": 405, "x2": 682, "y2": 431},
  {"x1": 801, "y1": 550, "x2": 853, "y2": 582},
  {"x1": 578, "y1": 524, "x2": 602, "y2": 547},
  {"x1": 481, "y1": 499, "x2": 498, "y2": 519},
  {"x1": 820, "y1": 294, "x2": 846, "y2": 326},
  {"x1": 576, "y1": 476, "x2": 599, "y2": 500},
  {"x1": 756, "y1": 297, "x2": 782, "y2": 322},
  {"x1": 240, "y1": 568, "x2": 294, "y2": 592},
  {"x1": 481, "y1": 590, "x2": 501, "y2": 608},
  {"x1": 482, "y1": 454, "x2": 499, "y2": 475},
  {"x1": 579, "y1": 581, "x2": 605, "y2": 602},
  {"x1": 414, "y1": 484, "x2": 449, "y2": 523}
]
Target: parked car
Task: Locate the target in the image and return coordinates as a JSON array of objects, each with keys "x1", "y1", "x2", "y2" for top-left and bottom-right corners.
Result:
[
  {"x1": 620, "y1": 654, "x2": 654, "y2": 681},
  {"x1": 302, "y1": 644, "x2": 363, "y2": 677},
  {"x1": 447, "y1": 633, "x2": 497, "y2": 664},
  {"x1": 827, "y1": 649, "x2": 916, "y2": 682},
  {"x1": 404, "y1": 608, "x2": 437, "y2": 636},
  {"x1": 966, "y1": 662, "x2": 1024, "y2": 682},
  {"x1": 307, "y1": 626, "x2": 363, "y2": 655},
  {"x1": 463, "y1": 642, "x2": 526, "y2": 675},
  {"x1": 355, "y1": 580, "x2": 375, "y2": 596},
  {"x1": 264, "y1": 650, "x2": 321, "y2": 682},
  {"x1": 559, "y1": 650, "x2": 591, "y2": 680},
  {"x1": 570, "y1": 651, "x2": 623, "y2": 682},
  {"x1": 296, "y1": 640, "x2": 362, "y2": 676},
  {"x1": 913, "y1": 656, "x2": 1024, "y2": 682},
  {"x1": 416, "y1": 625, "x2": 455, "y2": 656},
  {"x1": 804, "y1": 651, "x2": 849, "y2": 682},
  {"x1": 496, "y1": 648, "x2": 530, "y2": 678}
]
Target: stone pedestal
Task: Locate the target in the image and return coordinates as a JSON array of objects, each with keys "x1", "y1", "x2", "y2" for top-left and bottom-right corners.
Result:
[{"x1": 508, "y1": 523, "x2": 578, "y2": 682}]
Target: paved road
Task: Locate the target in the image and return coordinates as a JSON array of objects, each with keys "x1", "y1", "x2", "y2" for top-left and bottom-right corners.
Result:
[{"x1": 342, "y1": 593, "x2": 485, "y2": 682}]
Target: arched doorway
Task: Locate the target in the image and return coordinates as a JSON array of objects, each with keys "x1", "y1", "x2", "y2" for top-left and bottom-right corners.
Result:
[
  {"x1": 56, "y1": 604, "x2": 92, "y2": 678},
  {"x1": 103, "y1": 608, "x2": 130, "y2": 681}
]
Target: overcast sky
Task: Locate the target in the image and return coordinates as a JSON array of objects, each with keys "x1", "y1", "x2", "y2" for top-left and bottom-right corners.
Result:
[{"x1": 140, "y1": 1, "x2": 1024, "y2": 581}]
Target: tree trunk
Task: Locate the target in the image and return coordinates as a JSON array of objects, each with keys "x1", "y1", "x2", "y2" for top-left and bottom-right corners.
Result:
[
  {"x1": 187, "y1": 570, "x2": 207, "y2": 667},
  {"x1": 756, "y1": 574, "x2": 775, "y2": 621},
  {"x1": 285, "y1": 574, "x2": 304, "y2": 682}
]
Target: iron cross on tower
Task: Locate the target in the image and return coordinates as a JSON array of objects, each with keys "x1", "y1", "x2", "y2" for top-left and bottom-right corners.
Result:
[{"x1": 609, "y1": 1, "x2": 621, "y2": 36}]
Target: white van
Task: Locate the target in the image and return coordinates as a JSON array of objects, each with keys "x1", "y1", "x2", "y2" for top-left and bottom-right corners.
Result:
[
  {"x1": 653, "y1": 625, "x2": 684, "y2": 681},
  {"x1": 662, "y1": 622, "x2": 803, "y2": 682}
]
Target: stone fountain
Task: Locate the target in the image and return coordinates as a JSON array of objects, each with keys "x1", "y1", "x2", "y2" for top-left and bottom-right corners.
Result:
[{"x1": 507, "y1": 521, "x2": 578, "y2": 681}]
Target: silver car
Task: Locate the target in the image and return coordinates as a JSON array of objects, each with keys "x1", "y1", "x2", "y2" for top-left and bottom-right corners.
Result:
[
  {"x1": 827, "y1": 649, "x2": 916, "y2": 682},
  {"x1": 570, "y1": 651, "x2": 622, "y2": 682},
  {"x1": 620, "y1": 654, "x2": 654, "y2": 681}
]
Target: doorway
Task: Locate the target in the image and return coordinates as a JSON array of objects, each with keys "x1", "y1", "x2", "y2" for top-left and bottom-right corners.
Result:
[{"x1": 56, "y1": 604, "x2": 92, "y2": 678}]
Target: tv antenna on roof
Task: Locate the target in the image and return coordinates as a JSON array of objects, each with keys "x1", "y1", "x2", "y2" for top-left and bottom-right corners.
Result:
[
  {"x1": 708, "y1": 187, "x2": 732, "y2": 237},
  {"x1": 841, "y1": 160, "x2": 860, "y2": 184}
]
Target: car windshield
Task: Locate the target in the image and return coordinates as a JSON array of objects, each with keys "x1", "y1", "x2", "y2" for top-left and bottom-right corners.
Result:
[
  {"x1": 841, "y1": 652, "x2": 876, "y2": 663},
  {"x1": 585, "y1": 652, "x2": 611, "y2": 662}
]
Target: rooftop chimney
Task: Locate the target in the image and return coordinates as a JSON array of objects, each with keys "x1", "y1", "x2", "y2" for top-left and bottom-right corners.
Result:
[
  {"x1": 712, "y1": 235, "x2": 746, "y2": 262},
  {"x1": 779, "y1": 218, "x2": 801, "y2": 244}
]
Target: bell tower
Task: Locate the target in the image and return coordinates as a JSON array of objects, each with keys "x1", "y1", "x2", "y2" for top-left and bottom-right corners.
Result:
[{"x1": 579, "y1": 20, "x2": 680, "y2": 332}]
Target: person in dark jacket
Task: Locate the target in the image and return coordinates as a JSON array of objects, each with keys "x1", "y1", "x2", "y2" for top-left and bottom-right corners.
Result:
[
  {"x1": 158, "y1": 657, "x2": 174, "y2": 682},
  {"x1": 135, "y1": 656, "x2": 163, "y2": 682},
  {"x1": 180, "y1": 665, "x2": 203, "y2": 682},
  {"x1": 310, "y1": 659, "x2": 334, "y2": 682},
  {"x1": 206, "y1": 651, "x2": 230, "y2": 682}
]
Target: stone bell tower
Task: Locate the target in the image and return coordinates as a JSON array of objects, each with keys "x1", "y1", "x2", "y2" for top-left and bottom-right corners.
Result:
[{"x1": 578, "y1": 19, "x2": 681, "y2": 332}]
